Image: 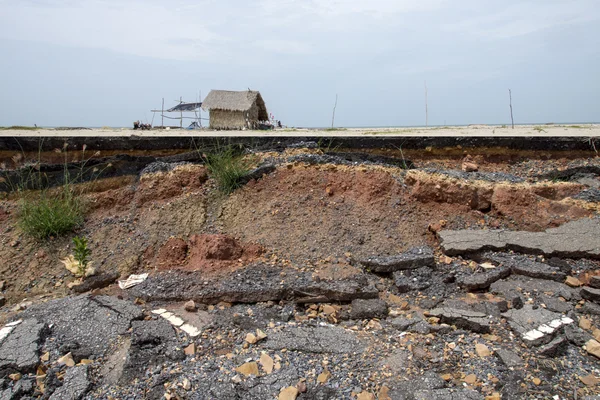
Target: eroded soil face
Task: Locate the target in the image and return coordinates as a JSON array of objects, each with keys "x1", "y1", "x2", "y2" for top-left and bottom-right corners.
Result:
[{"x1": 1, "y1": 145, "x2": 599, "y2": 399}]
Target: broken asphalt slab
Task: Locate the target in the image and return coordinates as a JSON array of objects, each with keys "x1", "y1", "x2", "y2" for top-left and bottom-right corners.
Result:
[
  {"x1": 483, "y1": 253, "x2": 566, "y2": 282},
  {"x1": 263, "y1": 326, "x2": 363, "y2": 354},
  {"x1": 502, "y1": 304, "x2": 574, "y2": 346},
  {"x1": 439, "y1": 218, "x2": 600, "y2": 259},
  {"x1": 457, "y1": 265, "x2": 511, "y2": 291},
  {"x1": 359, "y1": 246, "x2": 435, "y2": 273},
  {"x1": 21, "y1": 294, "x2": 143, "y2": 360},
  {"x1": 0, "y1": 319, "x2": 47, "y2": 376},
  {"x1": 129, "y1": 264, "x2": 378, "y2": 304},
  {"x1": 426, "y1": 308, "x2": 491, "y2": 333},
  {"x1": 48, "y1": 365, "x2": 91, "y2": 400}
]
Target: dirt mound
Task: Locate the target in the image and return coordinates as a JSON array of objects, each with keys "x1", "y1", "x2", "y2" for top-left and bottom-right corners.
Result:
[
  {"x1": 135, "y1": 165, "x2": 208, "y2": 206},
  {"x1": 154, "y1": 234, "x2": 264, "y2": 274}
]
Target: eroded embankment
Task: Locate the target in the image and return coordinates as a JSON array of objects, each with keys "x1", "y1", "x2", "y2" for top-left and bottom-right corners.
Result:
[{"x1": 0, "y1": 139, "x2": 599, "y2": 399}]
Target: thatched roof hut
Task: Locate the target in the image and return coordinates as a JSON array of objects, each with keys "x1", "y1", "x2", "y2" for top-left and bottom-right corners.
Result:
[{"x1": 201, "y1": 90, "x2": 268, "y2": 130}]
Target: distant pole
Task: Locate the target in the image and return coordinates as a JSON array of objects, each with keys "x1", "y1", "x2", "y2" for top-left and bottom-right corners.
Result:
[
  {"x1": 161, "y1": 98, "x2": 164, "y2": 128},
  {"x1": 331, "y1": 94, "x2": 338, "y2": 129},
  {"x1": 425, "y1": 81, "x2": 428, "y2": 127},
  {"x1": 509, "y1": 89, "x2": 514, "y2": 129}
]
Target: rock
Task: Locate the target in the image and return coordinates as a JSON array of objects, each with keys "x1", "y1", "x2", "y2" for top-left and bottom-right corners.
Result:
[
  {"x1": 464, "y1": 374, "x2": 477, "y2": 385},
  {"x1": 21, "y1": 295, "x2": 142, "y2": 360},
  {"x1": 246, "y1": 333, "x2": 258, "y2": 344},
  {"x1": 539, "y1": 336, "x2": 568, "y2": 357},
  {"x1": 264, "y1": 326, "x2": 362, "y2": 354},
  {"x1": 532, "y1": 377, "x2": 542, "y2": 386},
  {"x1": 321, "y1": 305, "x2": 336, "y2": 315},
  {"x1": 57, "y1": 352, "x2": 75, "y2": 367},
  {"x1": 359, "y1": 247, "x2": 435, "y2": 273},
  {"x1": 356, "y1": 392, "x2": 375, "y2": 400},
  {"x1": 184, "y1": 300, "x2": 197, "y2": 312},
  {"x1": 427, "y1": 308, "x2": 490, "y2": 333},
  {"x1": 71, "y1": 272, "x2": 119, "y2": 293},
  {"x1": 585, "y1": 339, "x2": 600, "y2": 358},
  {"x1": 48, "y1": 365, "x2": 91, "y2": 400},
  {"x1": 350, "y1": 299, "x2": 388, "y2": 320},
  {"x1": 393, "y1": 267, "x2": 433, "y2": 293},
  {"x1": 582, "y1": 287, "x2": 600, "y2": 303},
  {"x1": 236, "y1": 362, "x2": 259, "y2": 377},
  {"x1": 462, "y1": 161, "x2": 479, "y2": 172},
  {"x1": 580, "y1": 374, "x2": 600, "y2": 387},
  {"x1": 581, "y1": 302, "x2": 600, "y2": 315},
  {"x1": 457, "y1": 266, "x2": 511, "y2": 291},
  {"x1": 485, "y1": 253, "x2": 566, "y2": 282},
  {"x1": 537, "y1": 294, "x2": 572, "y2": 314},
  {"x1": 278, "y1": 386, "x2": 299, "y2": 400},
  {"x1": 440, "y1": 219, "x2": 600, "y2": 259},
  {"x1": 565, "y1": 325, "x2": 593, "y2": 346},
  {"x1": 317, "y1": 369, "x2": 331, "y2": 383},
  {"x1": 184, "y1": 343, "x2": 195, "y2": 355},
  {"x1": 475, "y1": 343, "x2": 491, "y2": 358},
  {"x1": 182, "y1": 377, "x2": 191, "y2": 390},
  {"x1": 391, "y1": 316, "x2": 422, "y2": 331},
  {"x1": 259, "y1": 353, "x2": 273, "y2": 374},
  {"x1": 387, "y1": 372, "x2": 446, "y2": 399},
  {"x1": 491, "y1": 275, "x2": 575, "y2": 301},
  {"x1": 589, "y1": 276, "x2": 600, "y2": 289},
  {"x1": 566, "y1": 276, "x2": 583, "y2": 287},
  {"x1": 495, "y1": 348, "x2": 524, "y2": 368},
  {"x1": 580, "y1": 317, "x2": 593, "y2": 330},
  {"x1": 0, "y1": 319, "x2": 46, "y2": 376}
]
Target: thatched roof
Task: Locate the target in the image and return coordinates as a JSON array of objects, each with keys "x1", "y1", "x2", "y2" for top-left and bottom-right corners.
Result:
[{"x1": 202, "y1": 90, "x2": 268, "y2": 120}]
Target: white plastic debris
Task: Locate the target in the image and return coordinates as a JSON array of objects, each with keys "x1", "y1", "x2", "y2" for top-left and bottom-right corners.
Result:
[
  {"x1": 0, "y1": 320, "x2": 22, "y2": 343},
  {"x1": 118, "y1": 273, "x2": 149, "y2": 289}
]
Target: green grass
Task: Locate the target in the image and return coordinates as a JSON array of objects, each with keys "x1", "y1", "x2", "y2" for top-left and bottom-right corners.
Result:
[
  {"x1": 18, "y1": 188, "x2": 84, "y2": 239},
  {"x1": 203, "y1": 147, "x2": 252, "y2": 194},
  {"x1": 324, "y1": 127, "x2": 347, "y2": 131},
  {"x1": 0, "y1": 126, "x2": 39, "y2": 130}
]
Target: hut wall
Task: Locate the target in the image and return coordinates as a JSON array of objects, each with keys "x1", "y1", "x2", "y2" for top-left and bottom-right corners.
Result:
[{"x1": 209, "y1": 109, "x2": 247, "y2": 130}]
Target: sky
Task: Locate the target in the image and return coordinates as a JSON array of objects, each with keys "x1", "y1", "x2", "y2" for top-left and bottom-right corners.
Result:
[{"x1": 0, "y1": 0, "x2": 599, "y2": 128}]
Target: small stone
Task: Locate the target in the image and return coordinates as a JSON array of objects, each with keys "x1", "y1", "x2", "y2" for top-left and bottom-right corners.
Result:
[
  {"x1": 356, "y1": 392, "x2": 375, "y2": 400},
  {"x1": 580, "y1": 317, "x2": 593, "y2": 331},
  {"x1": 462, "y1": 161, "x2": 479, "y2": 172},
  {"x1": 58, "y1": 352, "x2": 75, "y2": 367},
  {"x1": 485, "y1": 393, "x2": 501, "y2": 400},
  {"x1": 580, "y1": 374, "x2": 600, "y2": 386},
  {"x1": 475, "y1": 343, "x2": 492, "y2": 358},
  {"x1": 378, "y1": 386, "x2": 391, "y2": 400},
  {"x1": 259, "y1": 353, "x2": 274, "y2": 374},
  {"x1": 297, "y1": 381, "x2": 307, "y2": 393},
  {"x1": 532, "y1": 377, "x2": 541, "y2": 386},
  {"x1": 246, "y1": 333, "x2": 258, "y2": 344},
  {"x1": 256, "y1": 329, "x2": 267, "y2": 341},
  {"x1": 586, "y1": 339, "x2": 600, "y2": 359},
  {"x1": 182, "y1": 377, "x2": 191, "y2": 390},
  {"x1": 322, "y1": 305, "x2": 336, "y2": 315},
  {"x1": 278, "y1": 386, "x2": 299, "y2": 400},
  {"x1": 317, "y1": 369, "x2": 332, "y2": 383},
  {"x1": 236, "y1": 361, "x2": 259, "y2": 377},
  {"x1": 184, "y1": 300, "x2": 197, "y2": 312},
  {"x1": 464, "y1": 374, "x2": 477, "y2": 385},
  {"x1": 184, "y1": 343, "x2": 196, "y2": 355},
  {"x1": 40, "y1": 352, "x2": 50, "y2": 362},
  {"x1": 566, "y1": 276, "x2": 583, "y2": 287},
  {"x1": 441, "y1": 374, "x2": 453, "y2": 381},
  {"x1": 8, "y1": 373, "x2": 21, "y2": 381}
]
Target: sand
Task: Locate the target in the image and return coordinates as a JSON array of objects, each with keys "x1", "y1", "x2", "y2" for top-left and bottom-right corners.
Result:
[{"x1": 1, "y1": 124, "x2": 599, "y2": 137}]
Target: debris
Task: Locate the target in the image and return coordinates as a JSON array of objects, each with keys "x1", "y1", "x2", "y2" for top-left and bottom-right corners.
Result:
[
  {"x1": 475, "y1": 343, "x2": 492, "y2": 358},
  {"x1": 359, "y1": 247, "x2": 435, "y2": 273},
  {"x1": 118, "y1": 273, "x2": 149, "y2": 289},
  {"x1": 580, "y1": 374, "x2": 600, "y2": 387},
  {"x1": 585, "y1": 339, "x2": 600, "y2": 359},
  {"x1": 350, "y1": 298, "x2": 388, "y2": 320},
  {"x1": 259, "y1": 353, "x2": 274, "y2": 374},
  {"x1": 565, "y1": 276, "x2": 582, "y2": 287},
  {"x1": 236, "y1": 362, "x2": 259, "y2": 377},
  {"x1": 278, "y1": 386, "x2": 299, "y2": 400},
  {"x1": 184, "y1": 300, "x2": 197, "y2": 312},
  {"x1": 184, "y1": 343, "x2": 195, "y2": 355},
  {"x1": 356, "y1": 391, "x2": 375, "y2": 400},
  {"x1": 57, "y1": 352, "x2": 75, "y2": 367},
  {"x1": 317, "y1": 369, "x2": 331, "y2": 383},
  {"x1": 427, "y1": 308, "x2": 491, "y2": 333}
]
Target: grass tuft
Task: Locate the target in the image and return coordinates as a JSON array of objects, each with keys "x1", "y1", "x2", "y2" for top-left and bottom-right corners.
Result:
[
  {"x1": 18, "y1": 188, "x2": 84, "y2": 239},
  {"x1": 203, "y1": 147, "x2": 252, "y2": 194},
  {"x1": 0, "y1": 126, "x2": 39, "y2": 130}
]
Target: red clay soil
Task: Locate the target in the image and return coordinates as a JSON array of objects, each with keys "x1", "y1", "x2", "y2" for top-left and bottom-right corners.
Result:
[{"x1": 153, "y1": 234, "x2": 264, "y2": 275}]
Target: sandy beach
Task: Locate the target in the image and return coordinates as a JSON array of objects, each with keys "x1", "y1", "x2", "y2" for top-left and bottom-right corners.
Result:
[{"x1": 1, "y1": 124, "x2": 599, "y2": 137}]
